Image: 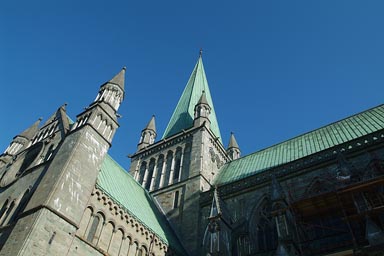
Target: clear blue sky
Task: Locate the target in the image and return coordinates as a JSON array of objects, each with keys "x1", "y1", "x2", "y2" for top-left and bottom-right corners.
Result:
[{"x1": 1, "y1": 1, "x2": 384, "y2": 167}]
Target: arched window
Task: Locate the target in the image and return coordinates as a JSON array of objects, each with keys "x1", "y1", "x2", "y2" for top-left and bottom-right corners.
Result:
[
  {"x1": 154, "y1": 155, "x2": 164, "y2": 189},
  {"x1": 128, "y1": 242, "x2": 138, "y2": 256},
  {"x1": 256, "y1": 202, "x2": 277, "y2": 252},
  {"x1": 249, "y1": 198, "x2": 278, "y2": 253},
  {"x1": 78, "y1": 207, "x2": 93, "y2": 236},
  {"x1": 173, "y1": 148, "x2": 182, "y2": 182},
  {"x1": 108, "y1": 228, "x2": 123, "y2": 256},
  {"x1": 173, "y1": 191, "x2": 179, "y2": 209},
  {"x1": 119, "y1": 235, "x2": 131, "y2": 256},
  {"x1": 138, "y1": 245, "x2": 148, "y2": 256},
  {"x1": 139, "y1": 162, "x2": 147, "y2": 184},
  {"x1": 98, "y1": 221, "x2": 114, "y2": 252},
  {"x1": 165, "y1": 151, "x2": 173, "y2": 185},
  {"x1": 145, "y1": 159, "x2": 156, "y2": 190},
  {"x1": 86, "y1": 214, "x2": 100, "y2": 243}
]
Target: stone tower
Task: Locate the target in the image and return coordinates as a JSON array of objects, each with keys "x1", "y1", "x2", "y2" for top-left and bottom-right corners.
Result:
[
  {"x1": 0, "y1": 68, "x2": 125, "y2": 255},
  {"x1": 129, "y1": 53, "x2": 229, "y2": 255}
]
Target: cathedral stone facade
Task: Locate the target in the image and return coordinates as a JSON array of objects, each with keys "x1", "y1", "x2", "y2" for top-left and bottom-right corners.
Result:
[{"x1": 1, "y1": 54, "x2": 384, "y2": 256}]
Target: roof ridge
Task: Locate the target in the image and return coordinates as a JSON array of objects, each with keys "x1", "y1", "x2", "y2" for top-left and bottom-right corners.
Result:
[{"x1": 227, "y1": 104, "x2": 384, "y2": 163}]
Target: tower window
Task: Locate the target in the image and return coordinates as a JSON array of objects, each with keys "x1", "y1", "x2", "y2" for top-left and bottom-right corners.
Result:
[
  {"x1": 173, "y1": 159, "x2": 181, "y2": 181},
  {"x1": 86, "y1": 215, "x2": 100, "y2": 243},
  {"x1": 173, "y1": 191, "x2": 180, "y2": 209}
]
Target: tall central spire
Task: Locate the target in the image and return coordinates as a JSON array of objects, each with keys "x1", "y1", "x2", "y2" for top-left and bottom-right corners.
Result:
[{"x1": 162, "y1": 53, "x2": 222, "y2": 142}]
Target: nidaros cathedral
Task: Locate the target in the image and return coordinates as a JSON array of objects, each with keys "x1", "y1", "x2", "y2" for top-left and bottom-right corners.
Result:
[{"x1": 0, "y1": 53, "x2": 384, "y2": 256}]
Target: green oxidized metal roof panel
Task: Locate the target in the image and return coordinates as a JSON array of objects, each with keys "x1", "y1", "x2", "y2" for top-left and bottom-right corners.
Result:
[
  {"x1": 162, "y1": 56, "x2": 222, "y2": 142},
  {"x1": 97, "y1": 155, "x2": 180, "y2": 247},
  {"x1": 215, "y1": 105, "x2": 384, "y2": 185}
]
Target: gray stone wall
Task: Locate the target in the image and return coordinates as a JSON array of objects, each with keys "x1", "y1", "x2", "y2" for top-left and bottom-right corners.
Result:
[{"x1": 74, "y1": 187, "x2": 169, "y2": 256}]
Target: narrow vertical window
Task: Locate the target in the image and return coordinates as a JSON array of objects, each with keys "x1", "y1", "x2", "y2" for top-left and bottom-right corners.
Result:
[
  {"x1": 86, "y1": 215, "x2": 100, "y2": 243},
  {"x1": 173, "y1": 158, "x2": 181, "y2": 181},
  {"x1": 173, "y1": 191, "x2": 179, "y2": 209}
]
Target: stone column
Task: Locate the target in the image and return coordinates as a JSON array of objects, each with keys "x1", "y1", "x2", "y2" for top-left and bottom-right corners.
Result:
[
  {"x1": 142, "y1": 166, "x2": 149, "y2": 188},
  {"x1": 159, "y1": 160, "x2": 167, "y2": 188},
  {"x1": 149, "y1": 159, "x2": 159, "y2": 191},
  {"x1": 134, "y1": 159, "x2": 141, "y2": 181},
  {"x1": 168, "y1": 156, "x2": 176, "y2": 185},
  {"x1": 178, "y1": 150, "x2": 184, "y2": 182}
]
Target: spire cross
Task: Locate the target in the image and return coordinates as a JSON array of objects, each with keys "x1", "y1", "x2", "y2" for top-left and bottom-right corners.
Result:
[{"x1": 199, "y1": 48, "x2": 203, "y2": 57}]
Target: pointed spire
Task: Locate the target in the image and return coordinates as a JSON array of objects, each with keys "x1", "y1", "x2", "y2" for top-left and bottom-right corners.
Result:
[
  {"x1": 19, "y1": 118, "x2": 41, "y2": 140},
  {"x1": 94, "y1": 68, "x2": 126, "y2": 113},
  {"x1": 145, "y1": 115, "x2": 156, "y2": 132},
  {"x1": 162, "y1": 53, "x2": 222, "y2": 142},
  {"x1": 197, "y1": 90, "x2": 209, "y2": 105},
  {"x1": 43, "y1": 104, "x2": 67, "y2": 127},
  {"x1": 227, "y1": 132, "x2": 241, "y2": 160},
  {"x1": 108, "y1": 67, "x2": 126, "y2": 91},
  {"x1": 137, "y1": 115, "x2": 157, "y2": 151},
  {"x1": 227, "y1": 132, "x2": 239, "y2": 149}
]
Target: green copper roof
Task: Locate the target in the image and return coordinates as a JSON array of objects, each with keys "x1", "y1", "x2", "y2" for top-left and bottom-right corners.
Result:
[
  {"x1": 215, "y1": 104, "x2": 384, "y2": 185},
  {"x1": 162, "y1": 55, "x2": 222, "y2": 142},
  {"x1": 97, "y1": 155, "x2": 183, "y2": 250}
]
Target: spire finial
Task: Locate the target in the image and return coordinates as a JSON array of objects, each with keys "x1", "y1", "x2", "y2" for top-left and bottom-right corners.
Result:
[{"x1": 199, "y1": 48, "x2": 203, "y2": 57}]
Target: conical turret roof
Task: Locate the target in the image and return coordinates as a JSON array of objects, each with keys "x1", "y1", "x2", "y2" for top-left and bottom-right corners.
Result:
[
  {"x1": 197, "y1": 90, "x2": 209, "y2": 106},
  {"x1": 105, "y1": 67, "x2": 126, "y2": 91},
  {"x1": 162, "y1": 54, "x2": 222, "y2": 142},
  {"x1": 227, "y1": 132, "x2": 240, "y2": 149},
  {"x1": 144, "y1": 115, "x2": 156, "y2": 132}
]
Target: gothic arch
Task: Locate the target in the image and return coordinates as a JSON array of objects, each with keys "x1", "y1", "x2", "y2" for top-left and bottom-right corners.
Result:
[
  {"x1": 78, "y1": 206, "x2": 93, "y2": 237},
  {"x1": 248, "y1": 195, "x2": 278, "y2": 253},
  {"x1": 138, "y1": 161, "x2": 147, "y2": 184},
  {"x1": 305, "y1": 176, "x2": 335, "y2": 197},
  {"x1": 154, "y1": 154, "x2": 165, "y2": 189},
  {"x1": 164, "y1": 151, "x2": 174, "y2": 185},
  {"x1": 173, "y1": 147, "x2": 183, "y2": 182},
  {"x1": 98, "y1": 220, "x2": 115, "y2": 251},
  {"x1": 145, "y1": 158, "x2": 156, "y2": 190},
  {"x1": 86, "y1": 211, "x2": 105, "y2": 245},
  {"x1": 108, "y1": 227, "x2": 124, "y2": 256}
]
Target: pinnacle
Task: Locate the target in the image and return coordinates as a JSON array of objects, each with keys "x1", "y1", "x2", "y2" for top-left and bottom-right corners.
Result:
[
  {"x1": 145, "y1": 115, "x2": 156, "y2": 132},
  {"x1": 19, "y1": 118, "x2": 41, "y2": 140},
  {"x1": 108, "y1": 67, "x2": 126, "y2": 91},
  {"x1": 197, "y1": 90, "x2": 209, "y2": 105},
  {"x1": 227, "y1": 132, "x2": 239, "y2": 149}
]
